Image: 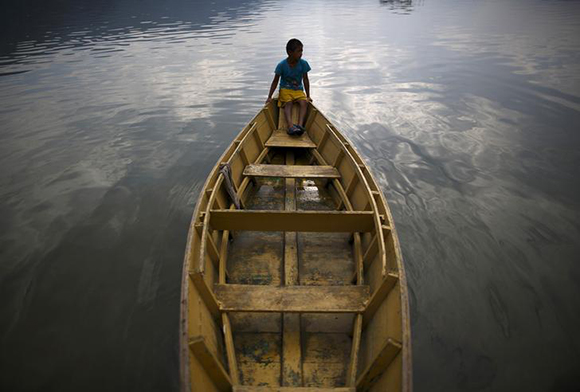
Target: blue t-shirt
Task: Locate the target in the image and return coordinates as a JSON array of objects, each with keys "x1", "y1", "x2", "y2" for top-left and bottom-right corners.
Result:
[{"x1": 275, "y1": 58, "x2": 311, "y2": 91}]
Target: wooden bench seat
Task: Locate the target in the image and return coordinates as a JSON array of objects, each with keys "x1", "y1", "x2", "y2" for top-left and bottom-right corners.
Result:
[
  {"x1": 209, "y1": 210, "x2": 375, "y2": 232},
  {"x1": 265, "y1": 129, "x2": 317, "y2": 148},
  {"x1": 243, "y1": 164, "x2": 340, "y2": 179},
  {"x1": 214, "y1": 284, "x2": 370, "y2": 313}
]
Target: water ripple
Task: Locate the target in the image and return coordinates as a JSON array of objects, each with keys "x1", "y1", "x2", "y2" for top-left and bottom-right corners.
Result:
[{"x1": 2, "y1": 0, "x2": 580, "y2": 390}]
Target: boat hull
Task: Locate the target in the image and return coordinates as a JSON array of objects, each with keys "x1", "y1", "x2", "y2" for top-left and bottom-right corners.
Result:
[{"x1": 180, "y1": 100, "x2": 412, "y2": 391}]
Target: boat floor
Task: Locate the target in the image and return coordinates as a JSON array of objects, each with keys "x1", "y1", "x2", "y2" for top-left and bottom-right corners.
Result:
[{"x1": 226, "y1": 149, "x2": 356, "y2": 388}]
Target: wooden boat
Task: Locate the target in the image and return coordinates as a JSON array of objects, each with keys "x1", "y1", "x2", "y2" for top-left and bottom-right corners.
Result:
[{"x1": 179, "y1": 100, "x2": 412, "y2": 392}]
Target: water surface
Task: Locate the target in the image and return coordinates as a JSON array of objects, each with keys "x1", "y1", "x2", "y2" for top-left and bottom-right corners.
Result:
[{"x1": 1, "y1": 0, "x2": 580, "y2": 390}]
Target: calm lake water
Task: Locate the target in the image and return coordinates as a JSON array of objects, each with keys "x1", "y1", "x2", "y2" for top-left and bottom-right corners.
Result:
[{"x1": 1, "y1": 0, "x2": 580, "y2": 390}]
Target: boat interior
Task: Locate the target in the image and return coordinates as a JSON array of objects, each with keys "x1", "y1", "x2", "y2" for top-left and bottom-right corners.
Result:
[{"x1": 181, "y1": 100, "x2": 411, "y2": 392}]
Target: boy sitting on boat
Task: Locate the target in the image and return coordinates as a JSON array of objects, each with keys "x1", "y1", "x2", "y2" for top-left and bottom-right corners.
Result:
[{"x1": 266, "y1": 38, "x2": 311, "y2": 136}]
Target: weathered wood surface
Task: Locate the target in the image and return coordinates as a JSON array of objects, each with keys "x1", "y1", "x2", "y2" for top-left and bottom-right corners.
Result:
[
  {"x1": 282, "y1": 150, "x2": 303, "y2": 387},
  {"x1": 265, "y1": 129, "x2": 317, "y2": 148},
  {"x1": 183, "y1": 99, "x2": 411, "y2": 391},
  {"x1": 214, "y1": 284, "x2": 370, "y2": 313},
  {"x1": 363, "y1": 272, "x2": 399, "y2": 326},
  {"x1": 235, "y1": 332, "x2": 282, "y2": 386},
  {"x1": 189, "y1": 336, "x2": 232, "y2": 392},
  {"x1": 221, "y1": 314, "x2": 240, "y2": 385},
  {"x1": 244, "y1": 164, "x2": 340, "y2": 179},
  {"x1": 356, "y1": 338, "x2": 402, "y2": 391},
  {"x1": 209, "y1": 210, "x2": 375, "y2": 232},
  {"x1": 234, "y1": 387, "x2": 355, "y2": 392}
]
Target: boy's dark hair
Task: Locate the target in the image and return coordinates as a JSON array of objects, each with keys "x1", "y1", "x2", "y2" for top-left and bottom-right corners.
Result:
[{"x1": 286, "y1": 38, "x2": 303, "y2": 54}]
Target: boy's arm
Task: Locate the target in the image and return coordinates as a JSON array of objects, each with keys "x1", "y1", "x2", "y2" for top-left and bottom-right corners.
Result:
[
  {"x1": 303, "y1": 73, "x2": 311, "y2": 100},
  {"x1": 266, "y1": 74, "x2": 280, "y2": 103}
]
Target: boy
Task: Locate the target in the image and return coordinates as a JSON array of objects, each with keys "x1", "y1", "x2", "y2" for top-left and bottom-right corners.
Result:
[{"x1": 266, "y1": 38, "x2": 311, "y2": 136}]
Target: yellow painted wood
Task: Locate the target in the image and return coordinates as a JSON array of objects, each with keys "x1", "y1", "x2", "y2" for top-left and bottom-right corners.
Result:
[
  {"x1": 214, "y1": 284, "x2": 370, "y2": 313},
  {"x1": 243, "y1": 164, "x2": 340, "y2": 179},
  {"x1": 346, "y1": 314, "x2": 363, "y2": 387},
  {"x1": 363, "y1": 273, "x2": 399, "y2": 327},
  {"x1": 188, "y1": 272, "x2": 221, "y2": 319},
  {"x1": 308, "y1": 149, "x2": 353, "y2": 211},
  {"x1": 332, "y1": 149, "x2": 345, "y2": 168},
  {"x1": 282, "y1": 150, "x2": 303, "y2": 387},
  {"x1": 235, "y1": 332, "x2": 282, "y2": 386},
  {"x1": 304, "y1": 108, "x2": 318, "y2": 131},
  {"x1": 182, "y1": 100, "x2": 412, "y2": 392},
  {"x1": 233, "y1": 387, "x2": 355, "y2": 392},
  {"x1": 263, "y1": 106, "x2": 277, "y2": 131},
  {"x1": 356, "y1": 338, "x2": 402, "y2": 391},
  {"x1": 317, "y1": 128, "x2": 330, "y2": 151},
  {"x1": 253, "y1": 127, "x2": 265, "y2": 150},
  {"x1": 238, "y1": 147, "x2": 271, "y2": 204},
  {"x1": 363, "y1": 234, "x2": 379, "y2": 269},
  {"x1": 221, "y1": 314, "x2": 240, "y2": 385},
  {"x1": 209, "y1": 210, "x2": 375, "y2": 232},
  {"x1": 282, "y1": 314, "x2": 302, "y2": 386},
  {"x1": 198, "y1": 175, "x2": 224, "y2": 274},
  {"x1": 265, "y1": 130, "x2": 317, "y2": 148},
  {"x1": 218, "y1": 229, "x2": 229, "y2": 284},
  {"x1": 189, "y1": 352, "x2": 220, "y2": 392},
  {"x1": 189, "y1": 336, "x2": 232, "y2": 392}
]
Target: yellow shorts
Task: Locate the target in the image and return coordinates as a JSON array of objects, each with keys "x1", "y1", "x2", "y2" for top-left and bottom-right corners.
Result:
[{"x1": 278, "y1": 88, "x2": 307, "y2": 107}]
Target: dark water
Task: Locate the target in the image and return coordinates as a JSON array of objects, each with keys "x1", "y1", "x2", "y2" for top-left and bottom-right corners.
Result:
[{"x1": 1, "y1": 0, "x2": 580, "y2": 390}]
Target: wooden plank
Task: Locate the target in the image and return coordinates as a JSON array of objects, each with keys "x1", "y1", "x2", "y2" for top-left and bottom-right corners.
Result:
[
  {"x1": 263, "y1": 107, "x2": 277, "y2": 131},
  {"x1": 282, "y1": 150, "x2": 303, "y2": 387},
  {"x1": 356, "y1": 338, "x2": 402, "y2": 391},
  {"x1": 239, "y1": 147, "x2": 250, "y2": 167},
  {"x1": 199, "y1": 175, "x2": 224, "y2": 274},
  {"x1": 363, "y1": 273, "x2": 399, "y2": 326},
  {"x1": 309, "y1": 149, "x2": 354, "y2": 212},
  {"x1": 221, "y1": 314, "x2": 240, "y2": 385},
  {"x1": 214, "y1": 284, "x2": 370, "y2": 313},
  {"x1": 304, "y1": 108, "x2": 318, "y2": 131},
  {"x1": 354, "y1": 233, "x2": 364, "y2": 285},
  {"x1": 207, "y1": 230, "x2": 221, "y2": 268},
  {"x1": 253, "y1": 127, "x2": 265, "y2": 150},
  {"x1": 344, "y1": 174, "x2": 360, "y2": 198},
  {"x1": 265, "y1": 130, "x2": 317, "y2": 148},
  {"x1": 243, "y1": 164, "x2": 340, "y2": 179},
  {"x1": 346, "y1": 314, "x2": 363, "y2": 386},
  {"x1": 332, "y1": 149, "x2": 345, "y2": 168},
  {"x1": 189, "y1": 272, "x2": 221, "y2": 319},
  {"x1": 218, "y1": 229, "x2": 229, "y2": 284},
  {"x1": 238, "y1": 147, "x2": 271, "y2": 204},
  {"x1": 283, "y1": 313, "x2": 302, "y2": 386},
  {"x1": 363, "y1": 234, "x2": 379, "y2": 269},
  {"x1": 189, "y1": 336, "x2": 232, "y2": 392},
  {"x1": 209, "y1": 210, "x2": 375, "y2": 233},
  {"x1": 317, "y1": 128, "x2": 330, "y2": 151},
  {"x1": 234, "y1": 387, "x2": 354, "y2": 392}
]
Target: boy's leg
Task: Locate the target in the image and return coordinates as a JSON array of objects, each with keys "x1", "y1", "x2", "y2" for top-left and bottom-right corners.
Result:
[
  {"x1": 284, "y1": 102, "x2": 294, "y2": 130},
  {"x1": 298, "y1": 99, "x2": 308, "y2": 127}
]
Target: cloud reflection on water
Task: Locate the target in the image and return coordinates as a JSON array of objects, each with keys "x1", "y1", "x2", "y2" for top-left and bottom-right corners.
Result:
[{"x1": 1, "y1": 0, "x2": 580, "y2": 390}]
